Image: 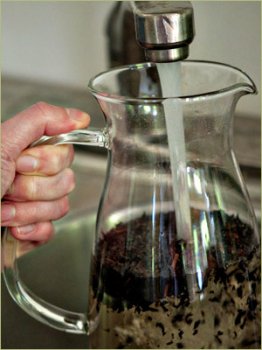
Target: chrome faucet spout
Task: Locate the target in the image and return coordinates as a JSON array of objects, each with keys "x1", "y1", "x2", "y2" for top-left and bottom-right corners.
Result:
[
  {"x1": 106, "y1": 1, "x2": 195, "y2": 65},
  {"x1": 131, "y1": 1, "x2": 195, "y2": 62}
]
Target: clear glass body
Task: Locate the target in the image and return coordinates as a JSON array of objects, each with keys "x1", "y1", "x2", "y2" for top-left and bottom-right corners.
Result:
[{"x1": 87, "y1": 61, "x2": 260, "y2": 349}]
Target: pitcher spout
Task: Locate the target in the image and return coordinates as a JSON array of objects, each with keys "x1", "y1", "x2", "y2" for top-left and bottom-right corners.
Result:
[
  {"x1": 232, "y1": 67, "x2": 257, "y2": 96},
  {"x1": 225, "y1": 67, "x2": 257, "y2": 116}
]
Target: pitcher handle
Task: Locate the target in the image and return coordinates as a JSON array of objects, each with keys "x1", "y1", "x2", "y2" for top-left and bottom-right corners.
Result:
[{"x1": 2, "y1": 127, "x2": 109, "y2": 334}]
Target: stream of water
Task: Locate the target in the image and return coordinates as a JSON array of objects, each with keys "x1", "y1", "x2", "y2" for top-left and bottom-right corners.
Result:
[{"x1": 157, "y1": 62, "x2": 193, "y2": 270}]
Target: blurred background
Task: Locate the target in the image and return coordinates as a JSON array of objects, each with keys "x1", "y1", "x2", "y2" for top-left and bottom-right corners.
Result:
[
  {"x1": 2, "y1": 1, "x2": 261, "y2": 119},
  {"x1": 1, "y1": 2, "x2": 261, "y2": 349}
]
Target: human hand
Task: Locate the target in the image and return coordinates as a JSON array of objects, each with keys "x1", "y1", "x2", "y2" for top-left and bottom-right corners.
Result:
[{"x1": 1, "y1": 102, "x2": 90, "y2": 243}]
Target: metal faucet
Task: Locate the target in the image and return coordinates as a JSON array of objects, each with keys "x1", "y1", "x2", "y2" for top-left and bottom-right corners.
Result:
[{"x1": 106, "y1": 1, "x2": 195, "y2": 66}]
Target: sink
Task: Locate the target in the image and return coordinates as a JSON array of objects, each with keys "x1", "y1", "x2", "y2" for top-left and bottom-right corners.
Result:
[{"x1": 2, "y1": 209, "x2": 96, "y2": 349}]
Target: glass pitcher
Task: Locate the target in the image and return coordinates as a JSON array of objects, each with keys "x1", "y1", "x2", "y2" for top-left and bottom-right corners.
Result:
[{"x1": 3, "y1": 60, "x2": 260, "y2": 349}]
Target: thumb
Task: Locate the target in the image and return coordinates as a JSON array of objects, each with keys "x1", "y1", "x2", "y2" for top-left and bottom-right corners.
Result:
[{"x1": 1, "y1": 102, "x2": 90, "y2": 196}]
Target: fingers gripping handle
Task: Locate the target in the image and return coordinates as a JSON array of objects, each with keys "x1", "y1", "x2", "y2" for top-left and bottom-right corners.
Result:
[{"x1": 2, "y1": 127, "x2": 108, "y2": 334}]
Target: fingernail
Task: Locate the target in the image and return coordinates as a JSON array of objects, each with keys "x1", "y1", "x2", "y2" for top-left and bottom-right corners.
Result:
[
  {"x1": 66, "y1": 108, "x2": 90, "y2": 125},
  {"x1": 1, "y1": 204, "x2": 16, "y2": 221},
  {"x1": 17, "y1": 224, "x2": 35, "y2": 235},
  {"x1": 16, "y1": 155, "x2": 39, "y2": 173}
]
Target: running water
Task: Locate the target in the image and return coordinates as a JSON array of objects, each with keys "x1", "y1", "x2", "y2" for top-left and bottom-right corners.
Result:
[{"x1": 156, "y1": 62, "x2": 194, "y2": 273}]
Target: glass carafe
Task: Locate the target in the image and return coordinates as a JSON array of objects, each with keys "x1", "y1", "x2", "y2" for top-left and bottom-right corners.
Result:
[{"x1": 3, "y1": 61, "x2": 260, "y2": 349}]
